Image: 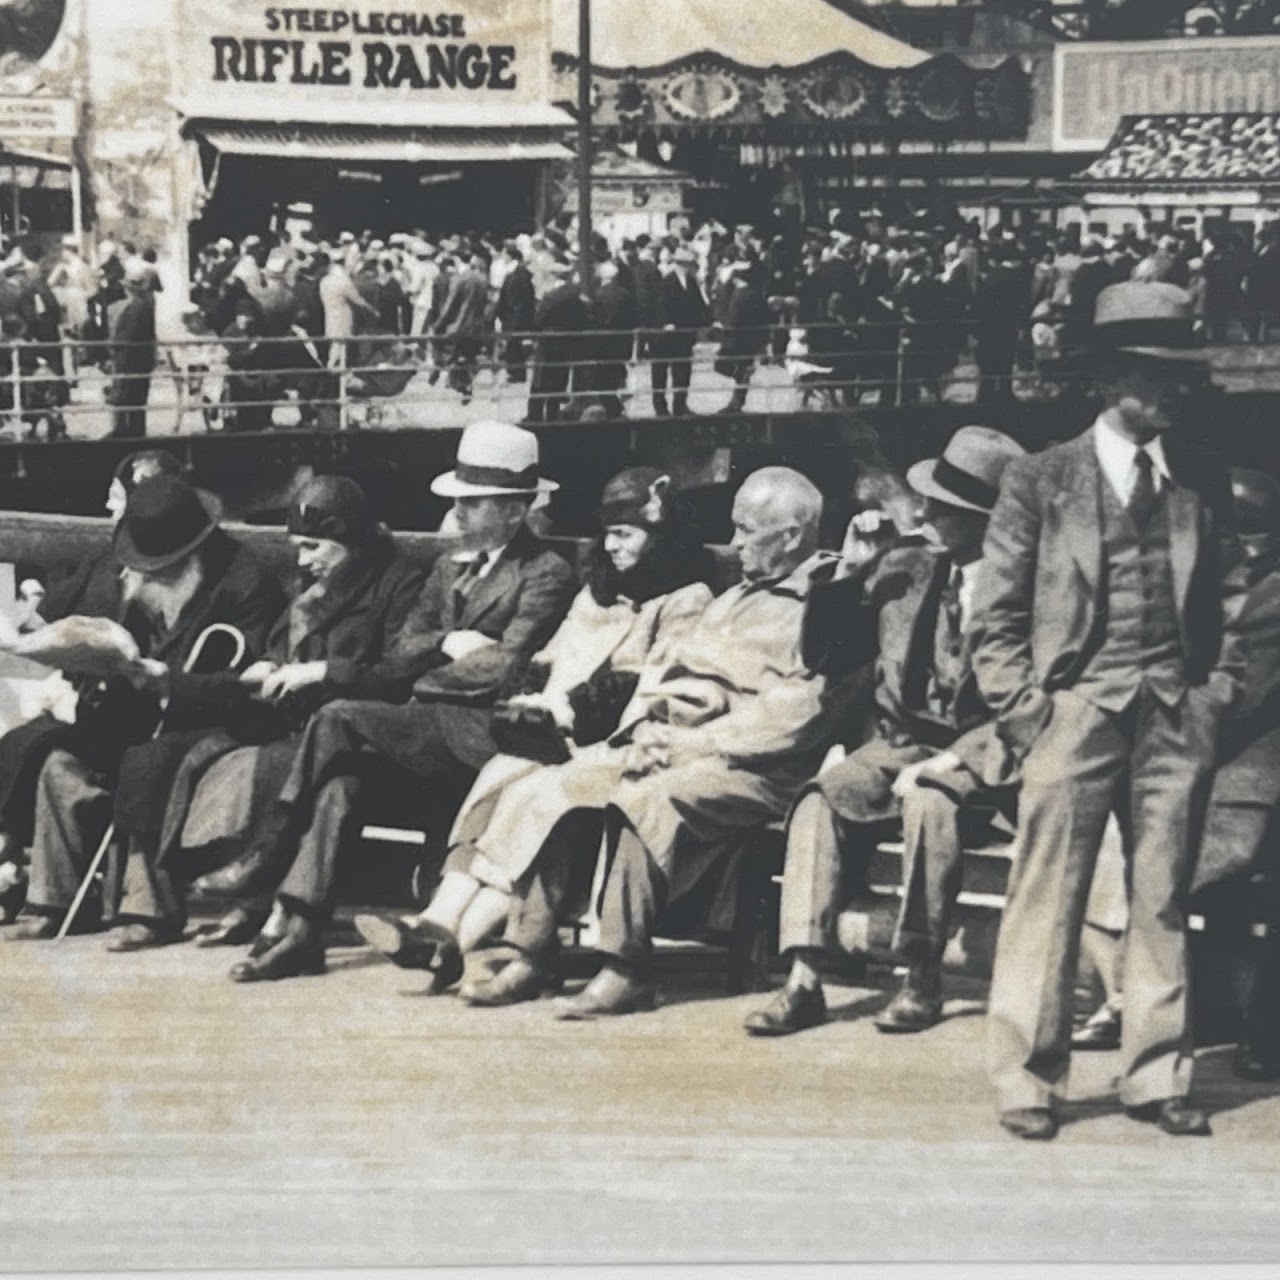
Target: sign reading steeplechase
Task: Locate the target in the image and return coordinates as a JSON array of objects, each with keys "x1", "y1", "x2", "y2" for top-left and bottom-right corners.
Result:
[{"x1": 181, "y1": 1, "x2": 551, "y2": 104}]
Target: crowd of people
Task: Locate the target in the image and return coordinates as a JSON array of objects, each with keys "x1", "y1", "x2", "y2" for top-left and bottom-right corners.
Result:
[
  {"x1": 0, "y1": 277, "x2": 1277, "y2": 1140},
  {"x1": 0, "y1": 212, "x2": 1276, "y2": 436}
]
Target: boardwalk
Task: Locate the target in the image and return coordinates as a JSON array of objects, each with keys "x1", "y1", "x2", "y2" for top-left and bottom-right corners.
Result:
[{"x1": 4, "y1": 930, "x2": 1280, "y2": 1268}]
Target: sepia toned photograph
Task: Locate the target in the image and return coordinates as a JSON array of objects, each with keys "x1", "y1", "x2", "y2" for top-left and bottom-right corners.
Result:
[{"x1": 2, "y1": 0, "x2": 1280, "y2": 1270}]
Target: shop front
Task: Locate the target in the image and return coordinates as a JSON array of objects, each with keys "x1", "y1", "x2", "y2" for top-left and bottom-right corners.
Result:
[{"x1": 173, "y1": 1, "x2": 572, "y2": 250}]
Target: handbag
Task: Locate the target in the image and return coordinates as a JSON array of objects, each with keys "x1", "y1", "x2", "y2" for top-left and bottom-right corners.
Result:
[{"x1": 490, "y1": 700, "x2": 572, "y2": 765}]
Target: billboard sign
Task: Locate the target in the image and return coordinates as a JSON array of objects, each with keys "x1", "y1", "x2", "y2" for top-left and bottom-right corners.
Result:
[
  {"x1": 177, "y1": 0, "x2": 553, "y2": 115},
  {"x1": 1055, "y1": 37, "x2": 1280, "y2": 151}
]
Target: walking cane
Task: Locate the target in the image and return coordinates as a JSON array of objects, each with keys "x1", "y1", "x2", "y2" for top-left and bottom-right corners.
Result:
[{"x1": 55, "y1": 622, "x2": 248, "y2": 941}]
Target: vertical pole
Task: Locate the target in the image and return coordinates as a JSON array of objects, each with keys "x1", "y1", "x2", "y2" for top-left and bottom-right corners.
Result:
[{"x1": 576, "y1": 0, "x2": 593, "y2": 303}]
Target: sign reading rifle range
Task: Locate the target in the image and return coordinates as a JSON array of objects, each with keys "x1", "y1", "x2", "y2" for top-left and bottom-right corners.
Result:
[{"x1": 180, "y1": 1, "x2": 551, "y2": 104}]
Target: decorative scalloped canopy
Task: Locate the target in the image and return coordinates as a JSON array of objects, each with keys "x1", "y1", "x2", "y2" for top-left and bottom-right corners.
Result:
[{"x1": 550, "y1": 0, "x2": 930, "y2": 72}]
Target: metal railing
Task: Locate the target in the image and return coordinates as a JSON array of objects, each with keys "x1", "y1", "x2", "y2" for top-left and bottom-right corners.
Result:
[{"x1": 5, "y1": 315, "x2": 1280, "y2": 439}]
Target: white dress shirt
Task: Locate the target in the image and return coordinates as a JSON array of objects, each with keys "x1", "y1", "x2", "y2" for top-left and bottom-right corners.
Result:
[{"x1": 1093, "y1": 414, "x2": 1172, "y2": 505}]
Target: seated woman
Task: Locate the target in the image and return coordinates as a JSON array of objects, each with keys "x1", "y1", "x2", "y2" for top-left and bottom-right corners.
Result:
[
  {"x1": 353, "y1": 467, "x2": 716, "y2": 992},
  {"x1": 151, "y1": 474, "x2": 424, "y2": 947}
]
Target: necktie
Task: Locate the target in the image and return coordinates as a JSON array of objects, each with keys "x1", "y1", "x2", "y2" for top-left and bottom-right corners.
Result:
[
  {"x1": 1129, "y1": 448, "x2": 1157, "y2": 528},
  {"x1": 452, "y1": 551, "x2": 489, "y2": 616}
]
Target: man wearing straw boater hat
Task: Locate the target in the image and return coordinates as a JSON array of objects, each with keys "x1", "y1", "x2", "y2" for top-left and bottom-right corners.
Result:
[
  {"x1": 195, "y1": 421, "x2": 575, "y2": 982},
  {"x1": 744, "y1": 426, "x2": 1024, "y2": 1040},
  {"x1": 972, "y1": 281, "x2": 1247, "y2": 1140}
]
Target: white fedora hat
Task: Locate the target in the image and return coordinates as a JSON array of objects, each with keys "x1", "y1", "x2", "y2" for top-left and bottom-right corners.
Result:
[{"x1": 431, "y1": 421, "x2": 559, "y2": 499}]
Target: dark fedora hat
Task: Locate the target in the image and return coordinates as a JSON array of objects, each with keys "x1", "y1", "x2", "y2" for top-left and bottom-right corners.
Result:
[
  {"x1": 114, "y1": 474, "x2": 220, "y2": 572},
  {"x1": 1093, "y1": 281, "x2": 1208, "y2": 364}
]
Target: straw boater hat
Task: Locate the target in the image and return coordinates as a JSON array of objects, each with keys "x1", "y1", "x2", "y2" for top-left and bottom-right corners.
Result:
[
  {"x1": 906, "y1": 425, "x2": 1026, "y2": 515},
  {"x1": 1093, "y1": 281, "x2": 1208, "y2": 364},
  {"x1": 430, "y1": 421, "x2": 558, "y2": 500}
]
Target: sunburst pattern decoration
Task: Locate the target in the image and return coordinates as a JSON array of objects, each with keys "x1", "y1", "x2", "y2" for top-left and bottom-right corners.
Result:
[
  {"x1": 800, "y1": 68, "x2": 869, "y2": 120},
  {"x1": 759, "y1": 74, "x2": 789, "y2": 118},
  {"x1": 614, "y1": 77, "x2": 651, "y2": 123},
  {"x1": 662, "y1": 68, "x2": 744, "y2": 121},
  {"x1": 884, "y1": 75, "x2": 913, "y2": 119}
]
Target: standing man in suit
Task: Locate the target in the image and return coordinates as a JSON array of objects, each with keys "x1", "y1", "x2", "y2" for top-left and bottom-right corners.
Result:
[
  {"x1": 495, "y1": 241, "x2": 535, "y2": 386},
  {"x1": 650, "y1": 247, "x2": 708, "y2": 418},
  {"x1": 435, "y1": 251, "x2": 492, "y2": 405},
  {"x1": 973, "y1": 282, "x2": 1247, "y2": 1140},
  {"x1": 527, "y1": 261, "x2": 589, "y2": 424},
  {"x1": 196, "y1": 422, "x2": 575, "y2": 982},
  {"x1": 107, "y1": 261, "x2": 157, "y2": 438},
  {"x1": 744, "y1": 427, "x2": 1025, "y2": 1037}
]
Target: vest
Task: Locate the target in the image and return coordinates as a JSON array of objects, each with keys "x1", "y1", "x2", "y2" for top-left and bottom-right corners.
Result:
[{"x1": 1075, "y1": 474, "x2": 1186, "y2": 712}]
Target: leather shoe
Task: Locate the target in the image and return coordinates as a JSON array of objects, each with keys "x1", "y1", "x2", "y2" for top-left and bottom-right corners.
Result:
[
  {"x1": 106, "y1": 922, "x2": 182, "y2": 953},
  {"x1": 1000, "y1": 1107, "x2": 1059, "y2": 1141},
  {"x1": 553, "y1": 965, "x2": 656, "y2": 1020},
  {"x1": 874, "y1": 977, "x2": 943, "y2": 1034},
  {"x1": 743, "y1": 982, "x2": 827, "y2": 1037},
  {"x1": 459, "y1": 957, "x2": 561, "y2": 1007},
  {"x1": 1233, "y1": 1042, "x2": 1280, "y2": 1083},
  {"x1": 192, "y1": 850, "x2": 271, "y2": 899},
  {"x1": 4, "y1": 914, "x2": 57, "y2": 941},
  {"x1": 194, "y1": 906, "x2": 268, "y2": 948},
  {"x1": 1125, "y1": 1098, "x2": 1211, "y2": 1136},
  {"x1": 229, "y1": 919, "x2": 324, "y2": 983},
  {"x1": 0, "y1": 868, "x2": 27, "y2": 924},
  {"x1": 1071, "y1": 1008, "x2": 1122, "y2": 1052}
]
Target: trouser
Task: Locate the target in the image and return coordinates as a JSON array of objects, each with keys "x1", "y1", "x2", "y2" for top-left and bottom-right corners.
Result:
[
  {"x1": 987, "y1": 684, "x2": 1217, "y2": 1112},
  {"x1": 503, "y1": 336, "x2": 528, "y2": 383},
  {"x1": 527, "y1": 364, "x2": 570, "y2": 423},
  {"x1": 649, "y1": 345, "x2": 692, "y2": 416},
  {"x1": 112, "y1": 729, "x2": 222, "y2": 930},
  {"x1": 270, "y1": 699, "x2": 472, "y2": 920},
  {"x1": 26, "y1": 748, "x2": 113, "y2": 918},
  {"x1": 111, "y1": 372, "x2": 151, "y2": 437},
  {"x1": 779, "y1": 782, "x2": 972, "y2": 965}
]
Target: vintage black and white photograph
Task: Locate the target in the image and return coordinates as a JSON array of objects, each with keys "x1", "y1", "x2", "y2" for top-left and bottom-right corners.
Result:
[{"x1": 2, "y1": 0, "x2": 1280, "y2": 1270}]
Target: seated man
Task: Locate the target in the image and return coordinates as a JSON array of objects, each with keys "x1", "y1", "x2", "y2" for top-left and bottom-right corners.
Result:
[
  {"x1": 0, "y1": 448, "x2": 183, "y2": 922},
  {"x1": 460, "y1": 466, "x2": 840, "y2": 1017},
  {"x1": 198, "y1": 420, "x2": 576, "y2": 982},
  {"x1": 8, "y1": 474, "x2": 283, "y2": 940},
  {"x1": 743, "y1": 427, "x2": 1025, "y2": 1038}
]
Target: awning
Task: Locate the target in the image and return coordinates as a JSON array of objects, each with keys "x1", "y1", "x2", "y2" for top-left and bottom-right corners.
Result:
[
  {"x1": 187, "y1": 121, "x2": 571, "y2": 163},
  {"x1": 551, "y1": 0, "x2": 928, "y2": 70}
]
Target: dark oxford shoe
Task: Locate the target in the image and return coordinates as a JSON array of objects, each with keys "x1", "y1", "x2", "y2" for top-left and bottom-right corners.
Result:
[
  {"x1": 743, "y1": 982, "x2": 828, "y2": 1037},
  {"x1": 1125, "y1": 1098, "x2": 1211, "y2": 1137}
]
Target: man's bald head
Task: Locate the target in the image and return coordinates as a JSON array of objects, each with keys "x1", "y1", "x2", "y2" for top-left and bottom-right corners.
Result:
[{"x1": 731, "y1": 467, "x2": 823, "y2": 581}]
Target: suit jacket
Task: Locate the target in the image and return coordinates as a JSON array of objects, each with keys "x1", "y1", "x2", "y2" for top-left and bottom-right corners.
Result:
[
  {"x1": 1194, "y1": 551, "x2": 1280, "y2": 889},
  {"x1": 436, "y1": 268, "x2": 490, "y2": 339},
  {"x1": 970, "y1": 427, "x2": 1248, "y2": 767},
  {"x1": 109, "y1": 294, "x2": 157, "y2": 374},
  {"x1": 497, "y1": 262, "x2": 536, "y2": 333},
  {"x1": 652, "y1": 272, "x2": 709, "y2": 351},
  {"x1": 335, "y1": 526, "x2": 576, "y2": 769}
]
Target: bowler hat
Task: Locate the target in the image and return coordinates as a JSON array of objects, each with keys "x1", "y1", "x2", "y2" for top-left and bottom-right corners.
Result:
[
  {"x1": 114, "y1": 475, "x2": 220, "y2": 572},
  {"x1": 907, "y1": 425, "x2": 1025, "y2": 514},
  {"x1": 1093, "y1": 281, "x2": 1208, "y2": 363},
  {"x1": 288, "y1": 475, "x2": 374, "y2": 547},
  {"x1": 431, "y1": 421, "x2": 558, "y2": 499}
]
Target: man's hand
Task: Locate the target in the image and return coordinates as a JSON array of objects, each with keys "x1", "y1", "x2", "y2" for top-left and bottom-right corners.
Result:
[
  {"x1": 239, "y1": 660, "x2": 278, "y2": 687},
  {"x1": 891, "y1": 750, "x2": 962, "y2": 800},
  {"x1": 506, "y1": 690, "x2": 575, "y2": 732},
  {"x1": 124, "y1": 656, "x2": 170, "y2": 696},
  {"x1": 259, "y1": 661, "x2": 327, "y2": 702},
  {"x1": 441, "y1": 630, "x2": 497, "y2": 662}
]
